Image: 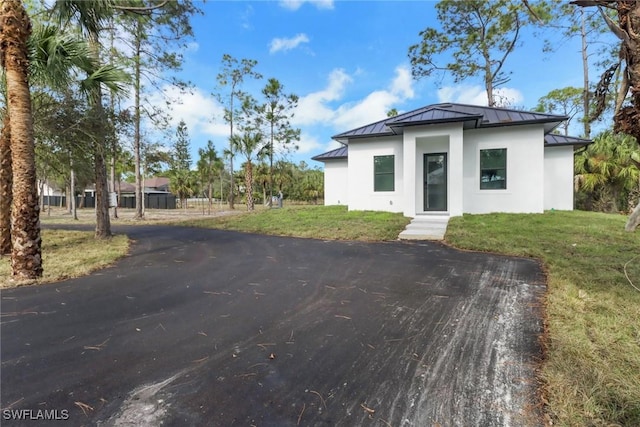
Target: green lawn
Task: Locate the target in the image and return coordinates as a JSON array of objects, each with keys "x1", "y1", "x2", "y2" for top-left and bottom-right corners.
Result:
[
  {"x1": 175, "y1": 204, "x2": 412, "y2": 241},
  {"x1": 0, "y1": 230, "x2": 128, "y2": 288}
]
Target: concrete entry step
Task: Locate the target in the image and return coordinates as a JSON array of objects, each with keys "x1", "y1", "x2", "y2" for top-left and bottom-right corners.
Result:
[{"x1": 399, "y1": 215, "x2": 450, "y2": 240}]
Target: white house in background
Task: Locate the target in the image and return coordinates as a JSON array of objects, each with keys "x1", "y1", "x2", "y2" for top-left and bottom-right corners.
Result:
[{"x1": 313, "y1": 103, "x2": 592, "y2": 218}]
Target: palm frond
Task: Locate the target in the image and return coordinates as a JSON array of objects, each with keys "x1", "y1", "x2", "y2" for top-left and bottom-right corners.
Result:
[
  {"x1": 28, "y1": 24, "x2": 93, "y2": 89},
  {"x1": 79, "y1": 64, "x2": 129, "y2": 96}
]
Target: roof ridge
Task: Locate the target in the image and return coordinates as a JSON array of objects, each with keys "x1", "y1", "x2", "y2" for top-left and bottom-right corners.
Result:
[{"x1": 441, "y1": 102, "x2": 568, "y2": 119}]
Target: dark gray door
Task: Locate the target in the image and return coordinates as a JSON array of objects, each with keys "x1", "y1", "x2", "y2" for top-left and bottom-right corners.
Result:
[{"x1": 424, "y1": 153, "x2": 447, "y2": 211}]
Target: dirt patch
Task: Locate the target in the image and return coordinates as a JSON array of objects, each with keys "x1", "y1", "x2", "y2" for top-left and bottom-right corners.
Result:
[{"x1": 40, "y1": 206, "x2": 245, "y2": 225}]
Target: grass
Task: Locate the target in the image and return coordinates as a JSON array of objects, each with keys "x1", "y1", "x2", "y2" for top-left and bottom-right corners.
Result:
[
  {"x1": 446, "y1": 210, "x2": 640, "y2": 426},
  {"x1": 0, "y1": 229, "x2": 128, "y2": 288},
  {"x1": 174, "y1": 205, "x2": 412, "y2": 241},
  {"x1": 6, "y1": 206, "x2": 639, "y2": 425}
]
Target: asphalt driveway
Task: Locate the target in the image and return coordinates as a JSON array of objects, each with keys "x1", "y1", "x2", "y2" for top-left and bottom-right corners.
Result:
[{"x1": 1, "y1": 226, "x2": 546, "y2": 426}]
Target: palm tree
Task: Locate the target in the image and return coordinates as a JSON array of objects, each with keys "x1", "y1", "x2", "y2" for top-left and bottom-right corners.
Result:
[
  {"x1": 51, "y1": 0, "x2": 114, "y2": 238},
  {"x1": 0, "y1": 112, "x2": 12, "y2": 255},
  {"x1": 232, "y1": 131, "x2": 264, "y2": 211},
  {"x1": 0, "y1": 21, "x2": 125, "y2": 257},
  {"x1": 169, "y1": 169, "x2": 195, "y2": 211},
  {"x1": 197, "y1": 141, "x2": 221, "y2": 215},
  {"x1": 575, "y1": 131, "x2": 640, "y2": 212},
  {"x1": 0, "y1": 0, "x2": 42, "y2": 278}
]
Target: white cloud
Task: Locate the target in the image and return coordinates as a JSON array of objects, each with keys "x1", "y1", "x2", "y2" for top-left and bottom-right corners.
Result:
[
  {"x1": 147, "y1": 86, "x2": 228, "y2": 141},
  {"x1": 295, "y1": 65, "x2": 415, "y2": 132},
  {"x1": 390, "y1": 65, "x2": 414, "y2": 100},
  {"x1": 279, "y1": 0, "x2": 334, "y2": 11},
  {"x1": 295, "y1": 68, "x2": 352, "y2": 125},
  {"x1": 269, "y1": 33, "x2": 310, "y2": 54},
  {"x1": 437, "y1": 85, "x2": 524, "y2": 107},
  {"x1": 333, "y1": 65, "x2": 416, "y2": 131},
  {"x1": 296, "y1": 131, "x2": 325, "y2": 154},
  {"x1": 241, "y1": 5, "x2": 254, "y2": 30}
]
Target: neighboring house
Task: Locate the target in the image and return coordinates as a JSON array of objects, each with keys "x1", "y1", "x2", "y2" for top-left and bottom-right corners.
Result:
[
  {"x1": 313, "y1": 103, "x2": 592, "y2": 218},
  {"x1": 114, "y1": 176, "x2": 172, "y2": 196},
  {"x1": 116, "y1": 177, "x2": 176, "y2": 209}
]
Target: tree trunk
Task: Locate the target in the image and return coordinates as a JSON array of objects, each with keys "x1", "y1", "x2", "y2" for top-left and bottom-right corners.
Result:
[
  {"x1": 133, "y1": 20, "x2": 143, "y2": 220},
  {"x1": 269, "y1": 123, "x2": 274, "y2": 207},
  {"x1": 229, "y1": 91, "x2": 235, "y2": 210},
  {"x1": 245, "y1": 161, "x2": 254, "y2": 211},
  {"x1": 626, "y1": 201, "x2": 640, "y2": 231},
  {"x1": 0, "y1": 114, "x2": 12, "y2": 255},
  {"x1": 110, "y1": 150, "x2": 118, "y2": 219},
  {"x1": 94, "y1": 139, "x2": 111, "y2": 238},
  {"x1": 108, "y1": 19, "x2": 118, "y2": 220},
  {"x1": 581, "y1": 9, "x2": 591, "y2": 138},
  {"x1": 208, "y1": 182, "x2": 212, "y2": 215},
  {"x1": 87, "y1": 30, "x2": 111, "y2": 239},
  {"x1": 70, "y1": 156, "x2": 77, "y2": 220},
  {"x1": 1, "y1": 0, "x2": 42, "y2": 278}
]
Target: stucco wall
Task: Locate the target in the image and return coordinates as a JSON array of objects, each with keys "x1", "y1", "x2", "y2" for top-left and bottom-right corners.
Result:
[
  {"x1": 462, "y1": 125, "x2": 545, "y2": 214},
  {"x1": 323, "y1": 159, "x2": 348, "y2": 206},
  {"x1": 403, "y1": 123, "x2": 465, "y2": 217},
  {"x1": 347, "y1": 136, "x2": 404, "y2": 213},
  {"x1": 544, "y1": 145, "x2": 575, "y2": 210}
]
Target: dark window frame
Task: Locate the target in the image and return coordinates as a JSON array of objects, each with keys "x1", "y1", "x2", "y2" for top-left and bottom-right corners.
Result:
[
  {"x1": 480, "y1": 148, "x2": 507, "y2": 190},
  {"x1": 374, "y1": 155, "x2": 395, "y2": 192}
]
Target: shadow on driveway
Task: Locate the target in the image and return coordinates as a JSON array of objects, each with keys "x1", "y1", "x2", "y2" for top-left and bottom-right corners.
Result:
[{"x1": 1, "y1": 226, "x2": 546, "y2": 426}]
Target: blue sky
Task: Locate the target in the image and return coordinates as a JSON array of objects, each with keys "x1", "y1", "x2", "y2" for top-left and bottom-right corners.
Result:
[{"x1": 152, "y1": 0, "x2": 610, "y2": 169}]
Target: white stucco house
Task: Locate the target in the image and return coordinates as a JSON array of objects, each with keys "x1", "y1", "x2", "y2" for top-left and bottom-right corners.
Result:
[{"x1": 313, "y1": 103, "x2": 591, "y2": 220}]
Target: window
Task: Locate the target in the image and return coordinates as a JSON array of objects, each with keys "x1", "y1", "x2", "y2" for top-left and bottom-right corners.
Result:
[
  {"x1": 374, "y1": 155, "x2": 394, "y2": 191},
  {"x1": 480, "y1": 149, "x2": 507, "y2": 189}
]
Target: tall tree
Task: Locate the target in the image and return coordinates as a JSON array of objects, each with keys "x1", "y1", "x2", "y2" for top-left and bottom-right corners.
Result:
[
  {"x1": 51, "y1": 0, "x2": 180, "y2": 235},
  {"x1": 51, "y1": 0, "x2": 114, "y2": 238},
  {"x1": 0, "y1": 108, "x2": 11, "y2": 255},
  {"x1": 0, "y1": 0, "x2": 42, "y2": 278},
  {"x1": 536, "y1": 87, "x2": 583, "y2": 136},
  {"x1": 408, "y1": 0, "x2": 550, "y2": 106},
  {"x1": 0, "y1": 21, "x2": 103, "y2": 254},
  {"x1": 169, "y1": 120, "x2": 193, "y2": 209},
  {"x1": 118, "y1": 1, "x2": 200, "y2": 219},
  {"x1": 232, "y1": 130, "x2": 264, "y2": 212},
  {"x1": 258, "y1": 78, "x2": 300, "y2": 206},
  {"x1": 197, "y1": 140, "x2": 221, "y2": 215},
  {"x1": 214, "y1": 54, "x2": 262, "y2": 209},
  {"x1": 573, "y1": 0, "x2": 640, "y2": 231},
  {"x1": 549, "y1": 4, "x2": 617, "y2": 138},
  {"x1": 232, "y1": 95, "x2": 264, "y2": 211}
]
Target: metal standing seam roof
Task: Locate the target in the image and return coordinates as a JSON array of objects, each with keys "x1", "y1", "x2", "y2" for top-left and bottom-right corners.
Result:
[
  {"x1": 311, "y1": 145, "x2": 348, "y2": 161},
  {"x1": 312, "y1": 133, "x2": 592, "y2": 163},
  {"x1": 544, "y1": 133, "x2": 592, "y2": 147},
  {"x1": 314, "y1": 103, "x2": 592, "y2": 162},
  {"x1": 332, "y1": 103, "x2": 570, "y2": 141}
]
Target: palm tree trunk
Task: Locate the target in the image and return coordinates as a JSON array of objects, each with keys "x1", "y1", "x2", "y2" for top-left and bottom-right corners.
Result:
[
  {"x1": 245, "y1": 161, "x2": 254, "y2": 211},
  {"x1": 0, "y1": 114, "x2": 13, "y2": 255},
  {"x1": 1, "y1": 0, "x2": 42, "y2": 278}
]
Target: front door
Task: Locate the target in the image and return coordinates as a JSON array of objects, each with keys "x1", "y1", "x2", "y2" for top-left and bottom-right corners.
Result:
[{"x1": 424, "y1": 153, "x2": 447, "y2": 211}]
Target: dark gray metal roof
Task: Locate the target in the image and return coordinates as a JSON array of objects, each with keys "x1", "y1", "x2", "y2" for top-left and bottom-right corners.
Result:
[
  {"x1": 544, "y1": 133, "x2": 592, "y2": 147},
  {"x1": 313, "y1": 133, "x2": 591, "y2": 163},
  {"x1": 312, "y1": 145, "x2": 348, "y2": 162},
  {"x1": 333, "y1": 103, "x2": 569, "y2": 141}
]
